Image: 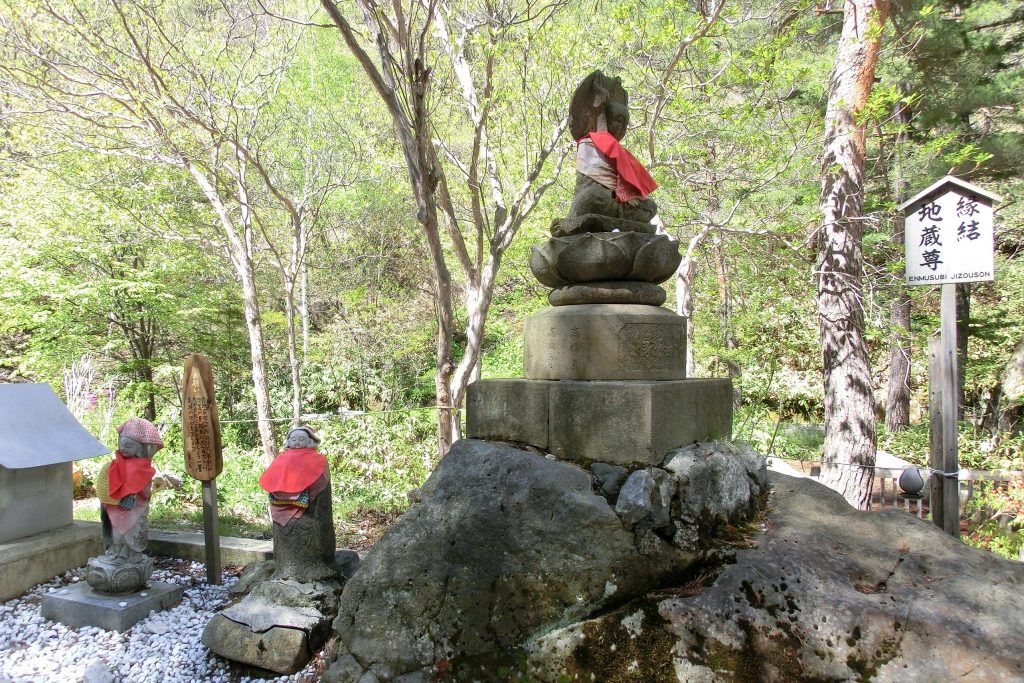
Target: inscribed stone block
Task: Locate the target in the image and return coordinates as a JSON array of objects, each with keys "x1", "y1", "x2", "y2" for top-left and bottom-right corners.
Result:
[{"x1": 524, "y1": 304, "x2": 686, "y2": 380}]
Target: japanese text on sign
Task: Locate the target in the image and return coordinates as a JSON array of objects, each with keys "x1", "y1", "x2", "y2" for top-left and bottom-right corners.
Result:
[
  {"x1": 904, "y1": 190, "x2": 994, "y2": 286},
  {"x1": 185, "y1": 371, "x2": 215, "y2": 473},
  {"x1": 182, "y1": 354, "x2": 223, "y2": 480}
]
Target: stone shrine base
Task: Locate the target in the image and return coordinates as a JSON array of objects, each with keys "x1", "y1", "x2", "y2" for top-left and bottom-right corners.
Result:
[
  {"x1": 466, "y1": 378, "x2": 732, "y2": 466},
  {"x1": 0, "y1": 521, "x2": 102, "y2": 602},
  {"x1": 39, "y1": 580, "x2": 183, "y2": 632}
]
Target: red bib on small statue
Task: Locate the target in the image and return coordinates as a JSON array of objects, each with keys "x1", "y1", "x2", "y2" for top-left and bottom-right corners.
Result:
[
  {"x1": 107, "y1": 451, "x2": 156, "y2": 500},
  {"x1": 584, "y1": 130, "x2": 658, "y2": 201},
  {"x1": 259, "y1": 448, "x2": 328, "y2": 495}
]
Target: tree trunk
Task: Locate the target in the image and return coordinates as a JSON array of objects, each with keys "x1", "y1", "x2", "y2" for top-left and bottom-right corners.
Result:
[
  {"x1": 676, "y1": 259, "x2": 697, "y2": 377},
  {"x1": 884, "y1": 98, "x2": 911, "y2": 433},
  {"x1": 885, "y1": 285, "x2": 911, "y2": 432},
  {"x1": 816, "y1": 0, "x2": 890, "y2": 510},
  {"x1": 140, "y1": 363, "x2": 157, "y2": 422},
  {"x1": 675, "y1": 226, "x2": 712, "y2": 378},
  {"x1": 447, "y1": 255, "x2": 503, "y2": 447},
  {"x1": 284, "y1": 281, "x2": 302, "y2": 425},
  {"x1": 239, "y1": 265, "x2": 277, "y2": 464},
  {"x1": 300, "y1": 259, "x2": 310, "y2": 359},
  {"x1": 712, "y1": 235, "x2": 740, "y2": 379},
  {"x1": 423, "y1": 206, "x2": 458, "y2": 459}
]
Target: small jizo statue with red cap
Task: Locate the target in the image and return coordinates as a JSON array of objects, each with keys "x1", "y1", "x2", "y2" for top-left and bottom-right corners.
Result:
[
  {"x1": 259, "y1": 426, "x2": 337, "y2": 582},
  {"x1": 86, "y1": 417, "x2": 163, "y2": 594}
]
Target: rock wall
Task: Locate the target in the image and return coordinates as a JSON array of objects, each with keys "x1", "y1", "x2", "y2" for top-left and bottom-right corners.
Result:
[
  {"x1": 324, "y1": 439, "x2": 765, "y2": 682},
  {"x1": 528, "y1": 472, "x2": 1024, "y2": 682}
]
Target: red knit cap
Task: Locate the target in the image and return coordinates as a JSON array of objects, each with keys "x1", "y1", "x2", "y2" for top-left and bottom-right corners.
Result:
[{"x1": 116, "y1": 417, "x2": 164, "y2": 451}]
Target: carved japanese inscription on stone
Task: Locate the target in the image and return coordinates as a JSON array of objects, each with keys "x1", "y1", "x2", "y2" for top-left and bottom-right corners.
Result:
[
  {"x1": 618, "y1": 323, "x2": 683, "y2": 371},
  {"x1": 182, "y1": 353, "x2": 223, "y2": 481}
]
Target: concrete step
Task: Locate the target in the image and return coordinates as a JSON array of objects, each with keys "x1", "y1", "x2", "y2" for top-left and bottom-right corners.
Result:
[{"x1": 148, "y1": 529, "x2": 273, "y2": 567}]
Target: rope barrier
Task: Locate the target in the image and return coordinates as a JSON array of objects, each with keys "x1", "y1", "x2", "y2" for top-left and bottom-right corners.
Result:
[
  {"x1": 774, "y1": 457, "x2": 957, "y2": 477},
  {"x1": 215, "y1": 406, "x2": 455, "y2": 425}
]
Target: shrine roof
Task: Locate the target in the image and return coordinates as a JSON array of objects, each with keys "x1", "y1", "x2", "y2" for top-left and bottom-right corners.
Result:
[{"x1": 0, "y1": 384, "x2": 108, "y2": 469}]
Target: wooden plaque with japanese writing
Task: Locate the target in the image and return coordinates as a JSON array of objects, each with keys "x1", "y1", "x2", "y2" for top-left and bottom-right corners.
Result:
[{"x1": 182, "y1": 353, "x2": 223, "y2": 480}]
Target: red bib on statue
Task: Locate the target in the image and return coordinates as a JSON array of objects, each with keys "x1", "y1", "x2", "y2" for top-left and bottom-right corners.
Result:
[
  {"x1": 259, "y1": 448, "x2": 328, "y2": 494},
  {"x1": 585, "y1": 130, "x2": 658, "y2": 200},
  {"x1": 107, "y1": 451, "x2": 156, "y2": 500}
]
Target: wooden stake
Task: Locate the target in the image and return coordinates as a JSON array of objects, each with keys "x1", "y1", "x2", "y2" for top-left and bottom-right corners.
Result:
[
  {"x1": 940, "y1": 283, "x2": 960, "y2": 538},
  {"x1": 182, "y1": 353, "x2": 225, "y2": 583},
  {"x1": 202, "y1": 479, "x2": 221, "y2": 585}
]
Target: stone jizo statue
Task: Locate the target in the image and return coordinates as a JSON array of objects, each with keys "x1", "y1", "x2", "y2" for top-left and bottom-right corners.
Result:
[
  {"x1": 202, "y1": 425, "x2": 344, "y2": 673},
  {"x1": 531, "y1": 70, "x2": 680, "y2": 307},
  {"x1": 87, "y1": 417, "x2": 163, "y2": 594},
  {"x1": 553, "y1": 70, "x2": 659, "y2": 236},
  {"x1": 258, "y1": 426, "x2": 337, "y2": 582}
]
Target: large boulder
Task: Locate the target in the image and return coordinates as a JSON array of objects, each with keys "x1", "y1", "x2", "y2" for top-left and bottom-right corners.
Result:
[
  {"x1": 526, "y1": 472, "x2": 1024, "y2": 681},
  {"x1": 324, "y1": 439, "x2": 725, "y2": 682}
]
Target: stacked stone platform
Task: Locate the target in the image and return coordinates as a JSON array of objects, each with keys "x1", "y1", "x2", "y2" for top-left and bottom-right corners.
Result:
[{"x1": 468, "y1": 223, "x2": 732, "y2": 467}]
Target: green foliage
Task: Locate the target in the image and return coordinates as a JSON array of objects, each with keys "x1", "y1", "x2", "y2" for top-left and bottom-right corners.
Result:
[
  {"x1": 318, "y1": 411, "x2": 437, "y2": 517},
  {"x1": 964, "y1": 480, "x2": 1024, "y2": 560},
  {"x1": 881, "y1": 422, "x2": 1024, "y2": 471},
  {"x1": 734, "y1": 404, "x2": 825, "y2": 462}
]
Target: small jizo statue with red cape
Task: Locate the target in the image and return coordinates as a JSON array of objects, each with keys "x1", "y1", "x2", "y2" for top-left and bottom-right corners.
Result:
[
  {"x1": 87, "y1": 417, "x2": 163, "y2": 594},
  {"x1": 259, "y1": 426, "x2": 337, "y2": 582}
]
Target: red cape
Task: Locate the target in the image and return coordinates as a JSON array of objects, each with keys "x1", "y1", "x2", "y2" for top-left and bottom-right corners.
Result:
[
  {"x1": 107, "y1": 451, "x2": 156, "y2": 500},
  {"x1": 259, "y1": 448, "x2": 328, "y2": 494},
  {"x1": 584, "y1": 131, "x2": 658, "y2": 200}
]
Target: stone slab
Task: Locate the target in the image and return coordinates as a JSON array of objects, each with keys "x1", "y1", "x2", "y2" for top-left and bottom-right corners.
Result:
[
  {"x1": 39, "y1": 580, "x2": 183, "y2": 632},
  {"x1": 148, "y1": 529, "x2": 273, "y2": 567},
  {"x1": 524, "y1": 304, "x2": 686, "y2": 380},
  {"x1": 0, "y1": 521, "x2": 102, "y2": 602},
  {"x1": 466, "y1": 379, "x2": 554, "y2": 449},
  {"x1": 466, "y1": 378, "x2": 733, "y2": 466},
  {"x1": 203, "y1": 614, "x2": 311, "y2": 674}
]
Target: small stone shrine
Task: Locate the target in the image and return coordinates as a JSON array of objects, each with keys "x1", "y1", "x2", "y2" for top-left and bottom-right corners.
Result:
[
  {"x1": 40, "y1": 417, "x2": 184, "y2": 632},
  {"x1": 467, "y1": 70, "x2": 732, "y2": 465},
  {"x1": 0, "y1": 383, "x2": 108, "y2": 601},
  {"x1": 0, "y1": 384, "x2": 108, "y2": 543},
  {"x1": 203, "y1": 426, "x2": 351, "y2": 675}
]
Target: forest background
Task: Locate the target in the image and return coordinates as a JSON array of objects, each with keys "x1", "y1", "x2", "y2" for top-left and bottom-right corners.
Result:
[{"x1": 1, "y1": 0, "x2": 1022, "y2": 555}]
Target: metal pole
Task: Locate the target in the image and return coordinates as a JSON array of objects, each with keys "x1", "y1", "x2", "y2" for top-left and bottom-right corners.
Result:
[
  {"x1": 928, "y1": 336, "x2": 944, "y2": 530},
  {"x1": 940, "y1": 283, "x2": 960, "y2": 538},
  {"x1": 202, "y1": 478, "x2": 222, "y2": 584}
]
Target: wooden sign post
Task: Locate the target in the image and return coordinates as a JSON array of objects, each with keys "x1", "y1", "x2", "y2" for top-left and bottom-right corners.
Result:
[
  {"x1": 899, "y1": 176, "x2": 1001, "y2": 538},
  {"x1": 182, "y1": 353, "x2": 224, "y2": 584}
]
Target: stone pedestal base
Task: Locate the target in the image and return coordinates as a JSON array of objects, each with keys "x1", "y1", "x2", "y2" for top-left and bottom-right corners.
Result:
[
  {"x1": 0, "y1": 521, "x2": 102, "y2": 602},
  {"x1": 524, "y1": 304, "x2": 686, "y2": 380},
  {"x1": 203, "y1": 578, "x2": 340, "y2": 675},
  {"x1": 39, "y1": 580, "x2": 182, "y2": 632},
  {"x1": 85, "y1": 553, "x2": 154, "y2": 594},
  {"x1": 466, "y1": 378, "x2": 732, "y2": 466}
]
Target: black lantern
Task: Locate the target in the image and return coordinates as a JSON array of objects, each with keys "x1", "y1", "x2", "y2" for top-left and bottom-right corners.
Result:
[{"x1": 898, "y1": 466, "x2": 925, "y2": 499}]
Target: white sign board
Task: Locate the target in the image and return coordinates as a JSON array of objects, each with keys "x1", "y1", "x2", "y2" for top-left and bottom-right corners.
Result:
[{"x1": 902, "y1": 177, "x2": 999, "y2": 286}]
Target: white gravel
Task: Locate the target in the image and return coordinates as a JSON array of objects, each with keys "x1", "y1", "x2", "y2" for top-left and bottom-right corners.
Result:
[{"x1": 0, "y1": 559, "x2": 326, "y2": 682}]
